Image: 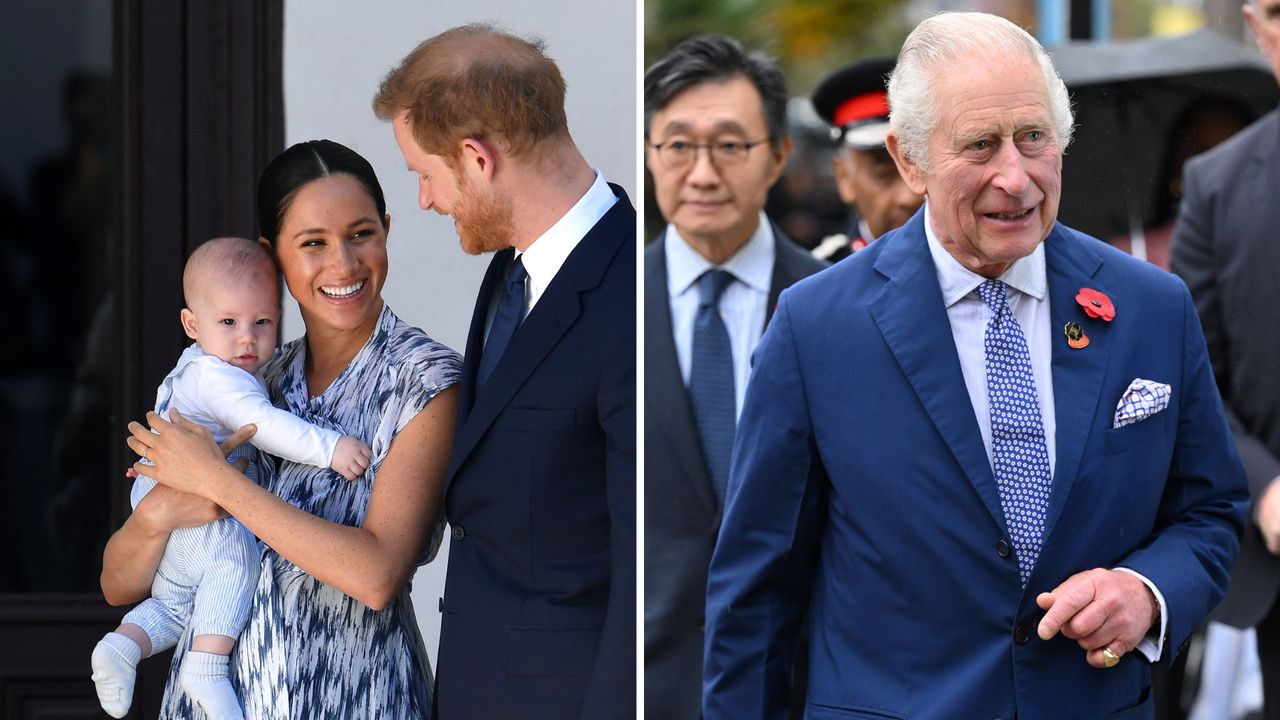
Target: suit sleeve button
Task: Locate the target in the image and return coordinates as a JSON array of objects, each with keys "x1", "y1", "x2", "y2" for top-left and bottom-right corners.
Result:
[
  {"x1": 1014, "y1": 624, "x2": 1030, "y2": 645},
  {"x1": 452, "y1": 526, "x2": 466, "y2": 541},
  {"x1": 996, "y1": 539, "x2": 1011, "y2": 558}
]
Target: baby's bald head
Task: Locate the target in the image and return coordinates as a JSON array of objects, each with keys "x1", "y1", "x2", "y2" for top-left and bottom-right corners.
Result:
[{"x1": 182, "y1": 237, "x2": 278, "y2": 309}]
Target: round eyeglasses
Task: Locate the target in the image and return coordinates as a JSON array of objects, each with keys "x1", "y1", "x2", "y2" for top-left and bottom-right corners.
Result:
[{"x1": 646, "y1": 139, "x2": 768, "y2": 170}]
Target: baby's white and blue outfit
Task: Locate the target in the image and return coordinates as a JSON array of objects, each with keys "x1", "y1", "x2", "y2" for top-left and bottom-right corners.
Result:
[{"x1": 122, "y1": 344, "x2": 343, "y2": 653}]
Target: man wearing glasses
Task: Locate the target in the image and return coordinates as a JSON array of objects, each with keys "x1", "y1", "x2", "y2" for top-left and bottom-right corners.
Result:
[{"x1": 642, "y1": 33, "x2": 825, "y2": 720}]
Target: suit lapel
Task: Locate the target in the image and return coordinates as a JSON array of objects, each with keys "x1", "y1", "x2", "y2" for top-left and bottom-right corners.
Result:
[
  {"x1": 456, "y1": 251, "x2": 509, "y2": 432},
  {"x1": 767, "y1": 223, "x2": 807, "y2": 323},
  {"x1": 646, "y1": 235, "x2": 719, "y2": 514},
  {"x1": 448, "y1": 187, "x2": 633, "y2": 485},
  {"x1": 1041, "y1": 226, "x2": 1115, "y2": 543},
  {"x1": 869, "y1": 214, "x2": 1007, "y2": 535}
]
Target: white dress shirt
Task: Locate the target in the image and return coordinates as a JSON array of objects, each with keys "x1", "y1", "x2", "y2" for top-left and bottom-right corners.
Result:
[
  {"x1": 924, "y1": 203, "x2": 1058, "y2": 475},
  {"x1": 665, "y1": 212, "x2": 774, "y2": 420},
  {"x1": 484, "y1": 169, "x2": 617, "y2": 345},
  {"x1": 923, "y1": 201, "x2": 1167, "y2": 661}
]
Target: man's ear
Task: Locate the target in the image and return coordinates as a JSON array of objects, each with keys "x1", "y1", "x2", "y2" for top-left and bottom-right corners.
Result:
[
  {"x1": 459, "y1": 137, "x2": 497, "y2": 183},
  {"x1": 180, "y1": 308, "x2": 200, "y2": 341},
  {"x1": 885, "y1": 131, "x2": 929, "y2": 196},
  {"x1": 765, "y1": 136, "x2": 793, "y2": 187},
  {"x1": 832, "y1": 151, "x2": 859, "y2": 205}
]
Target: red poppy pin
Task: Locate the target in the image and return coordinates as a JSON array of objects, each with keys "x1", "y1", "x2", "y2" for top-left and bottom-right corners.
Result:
[{"x1": 1075, "y1": 288, "x2": 1115, "y2": 322}]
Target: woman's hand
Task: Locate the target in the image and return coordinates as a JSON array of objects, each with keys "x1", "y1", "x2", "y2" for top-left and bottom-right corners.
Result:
[
  {"x1": 103, "y1": 418, "x2": 256, "y2": 604},
  {"x1": 127, "y1": 409, "x2": 256, "y2": 501},
  {"x1": 102, "y1": 484, "x2": 224, "y2": 605}
]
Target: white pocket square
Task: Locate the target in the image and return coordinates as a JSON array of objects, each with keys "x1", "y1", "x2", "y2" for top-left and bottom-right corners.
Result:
[{"x1": 1113, "y1": 378, "x2": 1172, "y2": 429}]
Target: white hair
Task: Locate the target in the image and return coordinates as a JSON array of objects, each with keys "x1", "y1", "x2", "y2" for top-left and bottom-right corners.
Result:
[{"x1": 888, "y1": 12, "x2": 1074, "y2": 171}]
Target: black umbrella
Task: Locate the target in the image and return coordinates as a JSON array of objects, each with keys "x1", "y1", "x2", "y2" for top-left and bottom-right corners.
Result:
[{"x1": 1051, "y1": 28, "x2": 1278, "y2": 242}]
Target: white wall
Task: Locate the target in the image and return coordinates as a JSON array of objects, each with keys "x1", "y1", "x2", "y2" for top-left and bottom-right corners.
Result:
[{"x1": 284, "y1": 1, "x2": 636, "y2": 666}]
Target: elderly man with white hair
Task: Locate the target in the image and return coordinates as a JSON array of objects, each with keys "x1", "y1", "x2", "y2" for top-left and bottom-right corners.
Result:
[{"x1": 702, "y1": 12, "x2": 1248, "y2": 719}]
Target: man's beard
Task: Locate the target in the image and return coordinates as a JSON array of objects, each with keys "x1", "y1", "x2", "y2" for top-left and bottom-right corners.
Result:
[{"x1": 454, "y1": 174, "x2": 515, "y2": 256}]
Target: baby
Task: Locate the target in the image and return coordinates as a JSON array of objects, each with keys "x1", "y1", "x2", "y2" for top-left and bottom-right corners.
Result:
[{"x1": 91, "y1": 237, "x2": 372, "y2": 719}]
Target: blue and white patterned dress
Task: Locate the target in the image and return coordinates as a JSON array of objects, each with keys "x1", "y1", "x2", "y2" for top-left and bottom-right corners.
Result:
[{"x1": 157, "y1": 305, "x2": 461, "y2": 719}]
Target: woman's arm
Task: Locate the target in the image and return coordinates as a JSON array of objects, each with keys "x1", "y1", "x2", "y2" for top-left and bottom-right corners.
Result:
[
  {"x1": 128, "y1": 387, "x2": 457, "y2": 611},
  {"x1": 102, "y1": 425, "x2": 253, "y2": 604},
  {"x1": 100, "y1": 483, "x2": 227, "y2": 605}
]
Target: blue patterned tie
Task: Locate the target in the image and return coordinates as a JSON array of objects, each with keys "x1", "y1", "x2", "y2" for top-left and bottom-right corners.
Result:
[
  {"x1": 976, "y1": 279, "x2": 1052, "y2": 587},
  {"x1": 478, "y1": 255, "x2": 527, "y2": 387},
  {"x1": 689, "y1": 269, "x2": 736, "y2": 504}
]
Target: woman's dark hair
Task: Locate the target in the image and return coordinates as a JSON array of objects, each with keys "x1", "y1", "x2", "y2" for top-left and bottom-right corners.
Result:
[
  {"x1": 257, "y1": 139, "x2": 387, "y2": 247},
  {"x1": 644, "y1": 34, "x2": 789, "y2": 150}
]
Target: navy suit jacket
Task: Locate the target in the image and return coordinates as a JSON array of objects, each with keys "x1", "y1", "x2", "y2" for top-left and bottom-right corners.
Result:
[
  {"x1": 436, "y1": 184, "x2": 636, "y2": 720},
  {"x1": 704, "y1": 209, "x2": 1247, "y2": 720},
  {"x1": 644, "y1": 225, "x2": 826, "y2": 720}
]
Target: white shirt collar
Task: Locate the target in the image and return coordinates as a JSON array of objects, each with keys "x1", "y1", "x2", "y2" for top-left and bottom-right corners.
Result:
[
  {"x1": 857, "y1": 217, "x2": 875, "y2": 243},
  {"x1": 665, "y1": 211, "x2": 775, "y2": 297},
  {"x1": 922, "y1": 200, "x2": 1046, "y2": 307},
  {"x1": 518, "y1": 169, "x2": 617, "y2": 298}
]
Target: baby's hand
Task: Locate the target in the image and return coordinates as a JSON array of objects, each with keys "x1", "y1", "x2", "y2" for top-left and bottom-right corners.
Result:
[{"x1": 331, "y1": 435, "x2": 372, "y2": 481}]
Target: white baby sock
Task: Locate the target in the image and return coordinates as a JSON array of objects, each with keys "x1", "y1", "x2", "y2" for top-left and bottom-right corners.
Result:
[
  {"x1": 179, "y1": 651, "x2": 244, "y2": 720},
  {"x1": 90, "y1": 631, "x2": 143, "y2": 719}
]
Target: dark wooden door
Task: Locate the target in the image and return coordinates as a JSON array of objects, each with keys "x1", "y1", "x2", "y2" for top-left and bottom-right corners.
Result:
[{"x1": 0, "y1": 2, "x2": 282, "y2": 717}]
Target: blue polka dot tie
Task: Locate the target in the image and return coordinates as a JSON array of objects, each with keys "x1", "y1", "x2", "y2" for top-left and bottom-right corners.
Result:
[
  {"x1": 689, "y1": 269, "x2": 736, "y2": 504},
  {"x1": 976, "y1": 279, "x2": 1052, "y2": 587}
]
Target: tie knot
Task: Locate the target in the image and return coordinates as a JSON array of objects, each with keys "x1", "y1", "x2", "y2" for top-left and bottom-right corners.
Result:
[
  {"x1": 976, "y1": 279, "x2": 1010, "y2": 313},
  {"x1": 506, "y1": 255, "x2": 528, "y2": 291},
  {"x1": 697, "y1": 269, "x2": 735, "y2": 307}
]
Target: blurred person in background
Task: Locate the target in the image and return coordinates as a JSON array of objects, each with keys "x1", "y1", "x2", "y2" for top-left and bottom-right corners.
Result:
[
  {"x1": 1172, "y1": 1, "x2": 1280, "y2": 717},
  {"x1": 1111, "y1": 96, "x2": 1251, "y2": 270},
  {"x1": 809, "y1": 56, "x2": 923, "y2": 262},
  {"x1": 643, "y1": 33, "x2": 825, "y2": 720}
]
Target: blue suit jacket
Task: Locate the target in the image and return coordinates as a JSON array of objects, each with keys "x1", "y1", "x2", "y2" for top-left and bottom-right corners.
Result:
[
  {"x1": 704, "y1": 209, "x2": 1247, "y2": 720},
  {"x1": 435, "y1": 184, "x2": 636, "y2": 719}
]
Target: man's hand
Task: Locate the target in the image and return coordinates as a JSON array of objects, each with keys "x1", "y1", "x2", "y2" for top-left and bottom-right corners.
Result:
[
  {"x1": 1255, "y1": 477, "x2": 1280, "y2": 554},
  {"x1": 1036, "y1": 568, "x2": 1159, "y2": 668},
  {"x1": 127, "y1": 408, "x2": 256, "y2": 500}
]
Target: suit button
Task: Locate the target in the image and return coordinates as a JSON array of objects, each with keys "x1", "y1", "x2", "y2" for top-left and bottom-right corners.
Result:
[
  {"x1": 1014, "y1": 624, "x2": 1030, "y2": 645},
  {"x1": 452, "y1": 526, "x2": 466, "y2": 541},
  {"x1": 438, "y1": 597, "x2": 444, "y2": 612},
  {"x1": 996, "y1": 540, "x2": 1011, "y2": 558}
]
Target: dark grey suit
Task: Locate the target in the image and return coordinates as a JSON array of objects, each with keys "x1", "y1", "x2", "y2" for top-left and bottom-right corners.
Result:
[
  {"x1": 1172, "y1": 108, "x2": 1280, "y2": 715},
  {"x1": 643, "y1": 224, "x2": 825, "y2": 720}
]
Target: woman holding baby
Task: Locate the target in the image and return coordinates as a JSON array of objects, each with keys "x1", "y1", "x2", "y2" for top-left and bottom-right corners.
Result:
[{"x1": 100, "y1": 139, "x2": 459, "y2": 719}]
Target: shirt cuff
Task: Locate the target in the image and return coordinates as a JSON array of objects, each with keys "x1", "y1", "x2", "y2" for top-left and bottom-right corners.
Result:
[{"x1": 1115, "y1": 567, "x2": 1167, "y2": 663}]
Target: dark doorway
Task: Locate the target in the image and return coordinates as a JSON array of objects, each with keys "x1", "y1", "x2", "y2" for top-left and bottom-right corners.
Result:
[{"x1": 0, "y1": 1, "x2": 282, "y2": 717}]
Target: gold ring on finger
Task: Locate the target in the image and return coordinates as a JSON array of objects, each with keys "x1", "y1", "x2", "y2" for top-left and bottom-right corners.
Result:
[{"x1": 1102, "y1": 647, "x2": 1120, "y2": 668}]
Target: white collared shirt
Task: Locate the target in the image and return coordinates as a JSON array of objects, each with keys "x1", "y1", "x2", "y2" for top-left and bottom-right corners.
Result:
[
  {"x1": 923, "y1": 201, "x2": 1166, "y2": 662},
  {"x1": 923, "y1": 202, "x2": 1057, "y2": 475},
  {"x1": 484, "y1": 169, "x2": 617, "y2": 346},
  {"x1": 519, "y1": 169, "x2": 617, "y2": 314},
  {"x1": 666, "y1": 212, "x2": 775, "y2": 419}
]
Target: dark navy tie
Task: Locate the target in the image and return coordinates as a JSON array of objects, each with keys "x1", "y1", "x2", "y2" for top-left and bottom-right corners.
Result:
[
  {"x1": 689, "y1": 269, "x2": 736, "y2": 504},
  {"x1": 478, "y1": 255, "x2": 527, "y2": 387},
  {"x1": 977, "y1": 279, "x2": 1052, "y2": 587}
]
